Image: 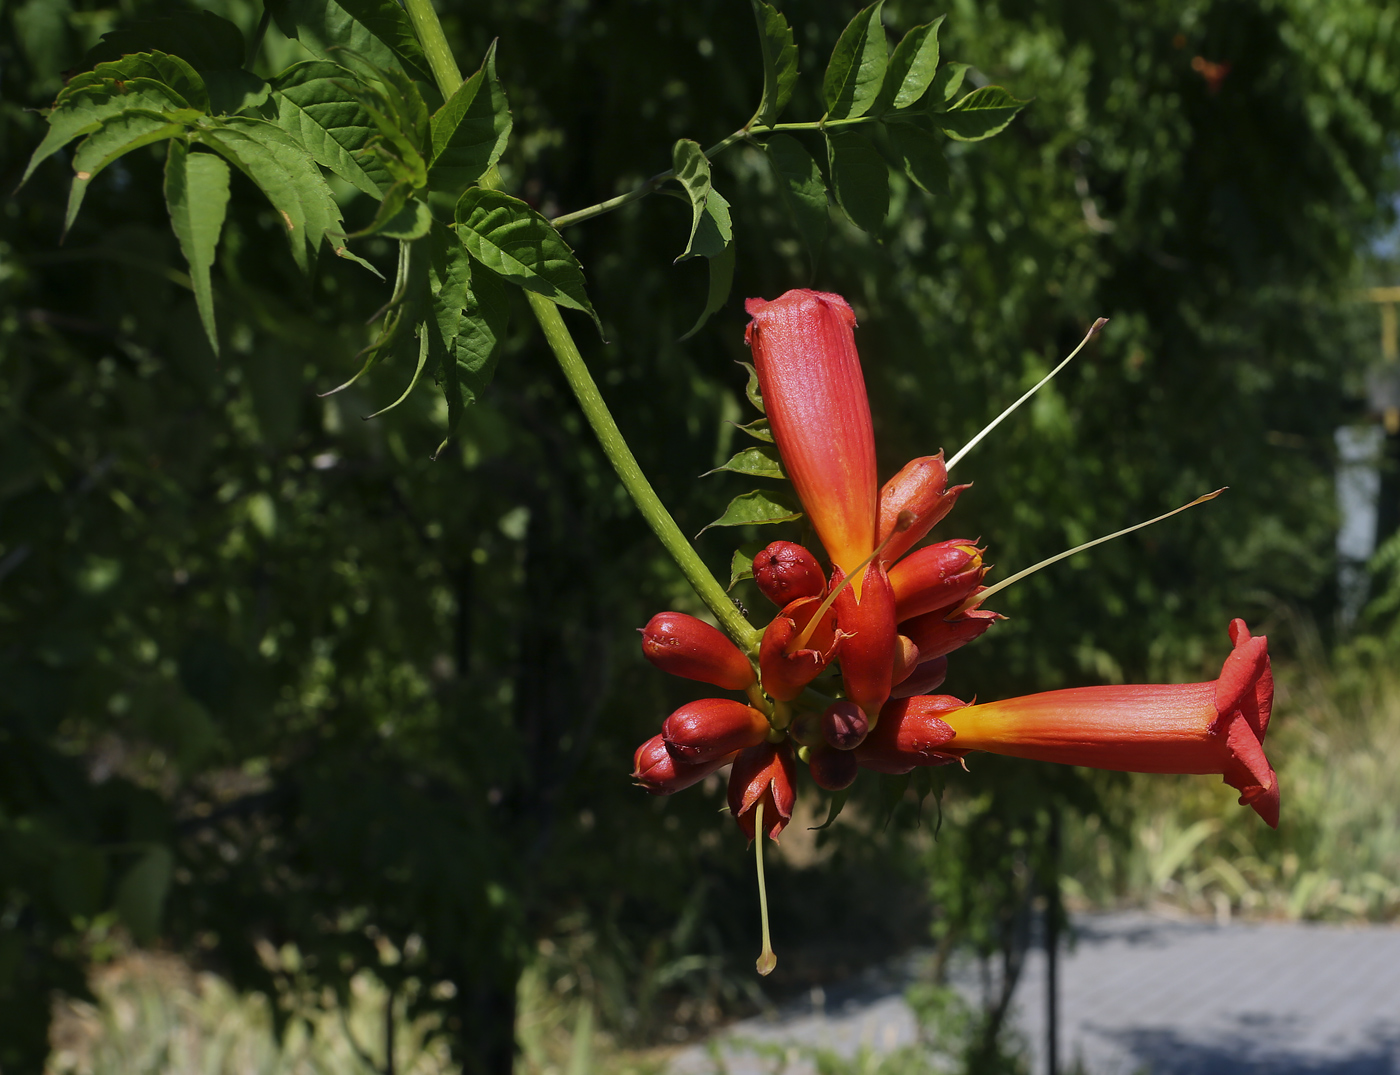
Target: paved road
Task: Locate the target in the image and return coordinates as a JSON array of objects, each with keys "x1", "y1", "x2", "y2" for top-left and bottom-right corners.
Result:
[{"x1": 670, "y1": 911, "x2": 1400, "y2": 1075}]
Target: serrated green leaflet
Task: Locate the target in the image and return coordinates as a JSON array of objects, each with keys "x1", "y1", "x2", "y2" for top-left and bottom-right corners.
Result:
[
  {"x1": 739, "y1": 360, "x2": 765, "y2": 414},
  {"x1": 270, "y1": 61, "x2": 386, "y2": 197},
  {"x1": 873, "y1": 16, "x2": 944, "y2": 113},
  {"x1": 65, "y1": 111, "x2": 191, "y2": 235},
  {"x1": 268, "y1": 0, "x2": 433, "y2": 84},
  {"x1": 164, "y1": 141, "x2": 230, "y2": 355},
  {"x1": 827, "y1": 131, "x2": 888, "y2": 234},
  {"x1": 707, "y1": 446, "x2": 786, "y2": 480},
  {"x1": 680, "y1": 240, "x2": 735, "y2": 341},
  {"x1": 750, "y1": 0, "x2": 797, "y2": 126},
  {"x1": 454, "y1": 188, "x2": 599, "y2": 332},
  {"x1": 926, "y1": 63, "x2": 969, "y2": 109},
  {"x1": 892, "y1": 124, "x2": 949, "y2": 195},
  {"x1": 83, "y1": 10, "x2": 243, "y2": 72},
  {"x1": 700, "y1": 490, "x2": 803, "y2": 535},
  {"x1": 89, "y1": 52, "x2": 210, "y2": 113},
  {"x1": 429, "y1": 42, "x2": 512, "y2": 197},
  {"x1": 729, "y1": 548, "x2": 756, "y2": 589},
  {"x1": 672, "y1": 139, "x2": 714, "y2": 260},
  {"x1": 936, "y1": 85, "x2": 1029, "y2": 141},
  {"x1": 368, "y1": 196, "x2": 434, "y2": 241},
  {"x1": 734, "y1": 417, "x2": 774, "y2": 443},
  {"x1": 823, "y1": 1, "x2": 888, "y2": 120},
  {"x1": 437, "y1": 254, "x2": 511, "y2": 456},
  {"x1": 21, "y1": 80, "x2": 193, "y2": 188},
  {"x1": 764, "y1": 134, "x2": 828, "y2": 275},
  {"x1": 195, "y1": 117, "x2": 345, "y2": 273}
]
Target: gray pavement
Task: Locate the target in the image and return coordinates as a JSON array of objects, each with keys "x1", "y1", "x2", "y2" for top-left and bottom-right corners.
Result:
[{"x1": 669, "y1": 911, "x2": 1400, "y2": 1075}]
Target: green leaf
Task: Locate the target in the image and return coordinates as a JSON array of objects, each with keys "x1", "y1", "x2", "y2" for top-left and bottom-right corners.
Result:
[
  {"x1": 114, "y1": 845, "x2": 173, "y2": 944},
  {"x1": 873, "y1": 16, "x2": 944, "y2": 113},
  {"x1": 936, "y1": 85, "x2": 1029, "y2": 141},
  {"x1": 204, "y1": 69, "x2": 271, "y2": 115},
  {"x1": 826, "y1": 131, "x2": 889, "y2": 234},
  {"x1": 700, "y1": 489, "x2": 803, "y2": 535},
  {"x1": 65, "y1": 111, "x2": 191, "y2": 235},
  {"x1": 672, "y1": 139, "x2": 714, "y2": 260},
  {"x1": 891, "y1": 124, "x2": 949, "y2": 195},
  {"x1": 270, "y1": 61, "x2": 387, "y2": 197},
  {"x1": 454, "y1": 188, "x2": 599, "y2": 331},
  {"x1": 823, "y1": 1, "x2": 888, "y2": 120},
  {"x1": 706, "y1": 446, "x2": 786, "y2": 480},
  {"x1": 363, "y1": 195, "x2": 433, "y2": 241},
  {"x1": 195, "y1": 117, "x2": 345, "y2": 273},
  {"x1": 764, "y1": 134, "x2": 828, "y2": 273},
  {"x1": 812, "y1": 788, "x2": 850, "y2": 831},
  {"x1": 164, "y1": 141, "x2": 231, "y2": 355},
  {"x1": 429, "y1": 41, "x2": 512, "y2": 197},
  {"x1": 734, "y1": 417, "x2": 774, "y2": 443},
  {"x1": 86, "y1": 52, "x2": 210, "y2": 113},
  {"x1": 739, "y1": 359, "x2": 765, "y2": 414},
  {"x1": 729, "y1": 548, "x2": 756, "y2": 589},
  {"x1": 20, "y1": 79, "x2": 192, "y2": 189},
  {"x1": 926, "y1": 63, "x2": 969, "y2": 108},
  {"x1": 434, "y1": 236, "x2": 511, "y2": 455},
  {"x1": 679, "y1": 240, "x2": 735, "y2": 341},
  {"x1": 750, "y1": 0, "x2": 797, "y2": 126},
  {"x1": 83, "y1": 10, "x2": 244, "y2": 72},
  {"x1": 364, "y1": 321, "x2": 432, "y2": 420},
  {"x1": 268, "y1": 0, "x2": 433, "y2": 83}
]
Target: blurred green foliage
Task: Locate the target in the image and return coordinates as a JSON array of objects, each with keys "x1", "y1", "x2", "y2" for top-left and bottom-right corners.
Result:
[{"x1": 3, "y1": 0, "x2": 1399, "y2": 1073}]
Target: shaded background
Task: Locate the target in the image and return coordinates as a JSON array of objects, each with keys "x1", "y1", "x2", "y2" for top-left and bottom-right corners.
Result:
[{"x1": 3, "y1": 0, "x2": 1400, "y2": 1072}]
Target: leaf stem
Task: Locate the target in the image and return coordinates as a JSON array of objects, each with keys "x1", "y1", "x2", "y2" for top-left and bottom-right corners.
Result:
[
  {"x1": 525, "y1": 293, "x2": 760, "y2": 652},
  {"x1": 401, "y1": 0, "x2": 463, "y2": 96}
]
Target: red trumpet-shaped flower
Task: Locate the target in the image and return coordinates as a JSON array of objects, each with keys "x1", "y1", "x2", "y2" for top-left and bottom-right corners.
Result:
[
  {"x1": 728, "y1": 741, "x2": 797, "y2": 841},
  {"x1": 938, "y1": 619, "x2": 1278, "y2": 826},
  {"x1": 662, "y1": 698, "x2": 770, "y2": 764}
]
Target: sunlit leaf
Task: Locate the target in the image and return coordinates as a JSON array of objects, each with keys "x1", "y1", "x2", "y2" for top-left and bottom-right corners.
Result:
[
  {"x1": 730, "y1": 548, "x2": 756, "y2": 589},
  {"x1": 937, "y1": 85, "x2": 1028, "y2": 141},
  {"x1": 454, "y1": 188, "x2": 599, "y2": 331},
  {"x1": 706, "y1": 446, "x2": 786, "y2": 480},
  {"x1": 826, "y1": 131, "x2": 888, "y2": 234},
  {"x1": 925, "y1": 63, "x2": 969, "y2": 108},
  {"x1": 738, "y1": 359, "x2": 765, "y2": 414},
  {"x1": 750, "y1": 0, "x2": 797, "y2": 126},
  {"x1": 700, "y1": 490, "x2": 803, "y2": 535},
  {"x1": 873, "y1": 16, "x2": 944, "y2": 113},
  {"x1": 823, "y1": 1, "x2": 888, "y2": 119},
  {"x1": 269, "y1": 60, "x2": 387, "y2": 197},
  {"x1": 164, "y1": 141, "x2": 231, "y2": 355},
  {"x1": 267, "y1": 0, "x2": 433, "y2": 84},
  {"x1": 429, "y1": 41, "x2": 512, "y2": 196},
  {"x1": 734, "y1": 417, "x2": 774, "y2": 443},
  {"x1": 81, "y1": 52, "x2": 210, "y2": 112},
  {"x1": 65, "y1": 111, "x2": 191, "y2": 235}
]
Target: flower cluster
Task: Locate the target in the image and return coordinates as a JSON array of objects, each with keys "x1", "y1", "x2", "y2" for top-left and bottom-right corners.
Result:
[{"x1": 631, "y1": 289, "x2": 1277, "y2": 861}]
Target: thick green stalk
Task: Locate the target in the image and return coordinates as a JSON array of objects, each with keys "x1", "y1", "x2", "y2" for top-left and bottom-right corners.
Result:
[
  {"x1": 525, "y1": 293, "x2": 759, "y2": 651},
  {"x1": 401, "y1": 0, "x2": 463, "y2": 95}
]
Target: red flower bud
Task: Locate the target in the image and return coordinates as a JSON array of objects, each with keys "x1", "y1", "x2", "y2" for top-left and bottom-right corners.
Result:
[
  {"x1": 831, "y1": 561, "x2": 898, "y2": 718},
  {"x1": 728, "y1": 741, "x2": 798, "y2": 841},
  {"x1": 888, "y1": 541, "x2": 987, "y2": 622},
  {"x1": 854, "y1": 695, "x2": 966, "y2": 774},
  {"x1": 752, "y1": 541, "x2": 826, "y2": 606},
  {"x1": 632, "y1": 734, "x2": 736, "y2": 795},
  {"x1": 901, "y1": 595, "x2": 1003, "y2": 659},
  {"x1": 808, "y1": 745, "x2": 858, "y2": 790},
  {"x1": 641, "y1": 612, "x2": 755, "y2": 691},
  {"x1": 875, "y1": 454, "x2": 970, "y2": 565},
  {"x1": 759, "y1": 596, "x2": 839, "y2": 701},
  {"x1": 891, "y1": 655, "x2": 949, "y2": 699},
  {"x1": 822, "y1": 700, "x2": 869, "y2": 750},
  {"x1": 891, "y1": 634, "x2": 921, "y2": 685},
  {"x1": 662, "y1": 698, "x2": 771, "y2": 764}
]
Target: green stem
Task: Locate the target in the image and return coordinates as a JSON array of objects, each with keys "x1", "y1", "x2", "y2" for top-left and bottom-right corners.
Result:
[
  {"x1": 401, "y1": 0, "x2": 463, "y2": 96},
  {"x1": 753, "y1": 800, "x2": 777, "y2": 976},
  {"x1": 526, "y1": 293, "x2": 759, "y2": 652}
]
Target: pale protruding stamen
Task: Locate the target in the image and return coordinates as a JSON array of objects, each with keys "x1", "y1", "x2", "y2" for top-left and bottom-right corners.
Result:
[
  {"x1": 754, "y1": 801, "x2": 776, "y2": 976},
  {"x1": 946, "y1": 318, "x2": 1108, "y2": 472},
  {"x1": 786, "y1": 512, "x2": 912, "y2": 654},
  {"x1": 952, "y1": 489, "x2": 1225, "y2": 615}
]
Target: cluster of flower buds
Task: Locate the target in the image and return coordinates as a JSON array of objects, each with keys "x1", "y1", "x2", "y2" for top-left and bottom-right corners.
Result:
[{"x1": 629, "y1": 289, "x2": 1277, "y2": 971}]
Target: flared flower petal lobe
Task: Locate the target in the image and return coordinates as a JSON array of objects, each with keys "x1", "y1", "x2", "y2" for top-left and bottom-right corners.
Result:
[
  {"x1": 641, "y1": 612, "x2": 756, "y2": 691},
  {"x1": 759, "y1": 596, "x2": 839, "y2": 701},
  {"x1": 876, "y1": 454, "x2": 970, "y2": 565},
  {"x1": 728, "y1": 741, "x2": 798, "y2": 841},
  {"x1": 745, "y1": 290, "x2": 877, "y2": 577},
  {"x1": 889, "y1": 541, "x2": 987, "y2": 622},
  {"x1": 832, "y1": 561, "x2": 898, "y2": 718},
  {"x1": 662, "y1": 698, "x2": 770, "y2": 764},
  {"x1": 854, "y1": 695, "x2": 966, "y2": 774},
  {"x1": 938, "y1": 620, "x2": 1280, "y2": 827},
  {"x1": 901, "y1": 598, "x2": 1003, "y2": 660},
  {"x1": 632, "y1": 734, "x2": 736, "y2": 795},
  {"x1": 752, "y1": 541, "x2": 827, "y2": 606}
]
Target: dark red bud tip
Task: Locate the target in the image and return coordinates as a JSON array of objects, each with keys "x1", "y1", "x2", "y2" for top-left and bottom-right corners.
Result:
[
  {"x1": 809, "y1": 746, "x2": 858, "y2": 790},
  {"x1": 753, "y1": 541, "x2": 826, "y2": 606},
  {"x1": 823, "y1": 700, "x2": 869, "y2": 750},
  {"x1": 632, "y1": 734, "x2": 735, "y2": 795},
  {"x1": 641, "y1": 611, "x2": 755, "y2": 690}
]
